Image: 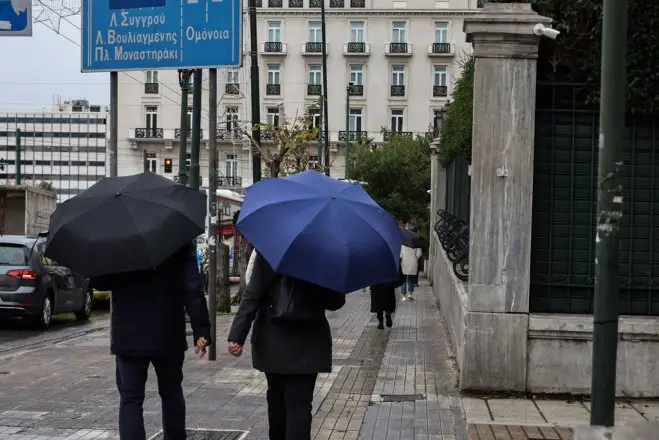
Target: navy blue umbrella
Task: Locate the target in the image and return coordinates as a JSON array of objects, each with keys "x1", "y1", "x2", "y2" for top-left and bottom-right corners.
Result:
[{"x1": 236, "y1": 170, "x2": 402, "y2": 293}]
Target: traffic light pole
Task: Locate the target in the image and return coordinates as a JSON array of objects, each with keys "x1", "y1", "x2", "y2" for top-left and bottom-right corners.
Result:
[
  {"x1": 189, "y1": 69, "x2": 202, "y2": 189},
  {"x1": 249, "y1": 0, "x2": 262, "y2": 184},
  {"x1": 344, "y1": 84, "x2": 351, "y2": 179},
  {"x1": 15, "y1": 129, "x2": 21, "y2": 185},
  {"x1": 177, "y1": 69, "x2": 192, "y2": 185},
  {"x1": 208, "y1": 68, "x2": 218, "y2": 361}
]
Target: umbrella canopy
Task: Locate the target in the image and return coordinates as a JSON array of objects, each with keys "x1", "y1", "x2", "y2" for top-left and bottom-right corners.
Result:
[
  {"x1": 236, "y1": 170, "x2": 402, "y2": 293},
  {"x1": 45, "y1": 172, "x2": 206, "y2": 277},
  {"x1": 400, "y1": 227, "x2": 425, "y2": 249}
]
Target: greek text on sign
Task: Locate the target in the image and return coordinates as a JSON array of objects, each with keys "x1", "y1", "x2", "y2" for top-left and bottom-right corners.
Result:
[{"x1": 81, "y1": 0, "x2": 242, "y2": 72}]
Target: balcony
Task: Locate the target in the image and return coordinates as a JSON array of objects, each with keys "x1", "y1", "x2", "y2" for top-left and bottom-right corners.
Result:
[
  {"x1": 310, "y1": 0, "x2": 322, "y2": 6},
  {"x1": 428, "y1": 43, "x2": 454, "y2": 57},
  {"x1": 390, "y1": 85, "x2": 405, "y2": 97},
  {"x1": 330, "y1": 0, "x2": 344, "y2": 6},
  {"x1": 175, "y1": 128, "x2": 204, "y2": 139},
  {"x1": 134, "y1": 128, "x2": 163, "y2": 138},
  {"x1": 343, "y1": 42, "x2": 370, "y2": 56},
  {"x1": 433, "y1": 85, "x2": 448, "y2": 97},
  {"x1": 350, "y1": 0, "x2": 365, "y2": 6},
  {"x1": 144, "y1": 83, "x2": 159, "y2": 94},
  {"x1": 307, "y1": 84, "x2": 323, "y2": 96},
  {"x1": 261, "y1": 42, "x2": 287, "y2": 55},
  {"x1": 288, "y1": 0, "x2": 303, "y2": 6},
  {"x1": 261, "y1": 130, "x2": 276, "y2": 141},
  {"x1": 348, "y1": 84, "x2": 364, "y2": 96},
  {"x1": 386, "y1": 42, "x2": 412, "y2": 56},
  {"x1": 217, "y1": 176, "x2": 243, "y2": 187},
  {"x1": 339, "y1": 131, "x2": 368, "y2": 141},
  {"x1": 225, "y1": 83, "x2": 240, "y2": 95},
  {"x1": 217, "y1": 129, "x2": 243, "y2": 141},
  {"x1": 383, "y1": 131, "x2": 412, "y2": 141},
  {"x1": 302, "y1": 42, "x2": 325, "y2": 55},
  {"x1": 268, "y1": 0, "x2": 282, "y2": 6},
  {"x1": 266, "y1": 84, "x2": 281, "y2": 95}
]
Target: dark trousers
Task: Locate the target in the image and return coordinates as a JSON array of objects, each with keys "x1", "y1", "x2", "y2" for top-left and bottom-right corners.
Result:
[
  {"x1": 115, "y1": 354, "x2": 186, "y2": 440},
  {"x1": 265, "y1": 373, "x2": 318, "y2": 440}
]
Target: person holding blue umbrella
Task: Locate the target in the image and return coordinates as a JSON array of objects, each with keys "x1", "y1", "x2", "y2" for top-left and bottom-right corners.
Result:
[{"x1": 227, "y1": 170, "x2": 401, "y2": 440}]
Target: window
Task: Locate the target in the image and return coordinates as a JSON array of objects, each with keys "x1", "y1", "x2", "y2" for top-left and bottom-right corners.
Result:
[
  {"x1": 0, "y1": 243, "x2": 28, "y2": 266},
  {"x1": 266, "y1": 106, "x2": 280, "y2": 127},
  {"x1": 308, "y1": 21, "x2": 322, "y2": 42},
  {"x1": 391, "y1": 109, "x2": 404, "y2": 132},
  {"x1": 145, "y1": 106, "x2": 158, "y2": 129},
  {"x1": 222, "y1": 204, "x2": 232, "y2": 216},
  {"x1": 226, "y1": 106, "x2": 239, "y2": 131},
  {"x1": 348, "y1": 108, "x2": 362, "y2": 132},
  {"x1": 308, "y1": 65, "x2": 322, "y2": 85},
  {"x1": 392, "y1": 65, "x2": 405, "y2": 86},
  {"x1": 350, "y1": 22, "x2": 364, "y2": 42},
  {"x1": 226, "y1": 69, "x2": 239, "y2": 84},
  {"x1": 308, "y1": 108, "x2": 321, "y2": 130},
  {"x1": 146, "y1": 70, "x2": 158, "y2": 83},
  {"x1": 145, "y1": 152, "x2": 157, "y2": 173},
  {"x1": 267, "y1": 21, "x2": 281, "y2": 42},
  {"x1": 434, "y1": 22, "x2": 448, "y2": 43},
  {"x1": 267, "y1": 65, "x2": 280, "y2": 84},
  {"x1": 349, "y1": 64, "x2": 364, "y2": 86},
  {"x1": 225, "y1": 154, "x2": 238, "y2": 177},
  {"x1": 433, "y1": 66, "x2": 447, "y2": 86},
  {"x1": 308, "y1": 154, "x2": 320, "y2": 170},
  {"x1": 392, "y1": 21, "x2": 406, "y2": 43},
  {"x1": 186, "y1": 153, "x2": 191, "y2": 168}
]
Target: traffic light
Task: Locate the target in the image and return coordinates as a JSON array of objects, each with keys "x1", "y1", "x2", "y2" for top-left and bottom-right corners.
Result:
[{"x1": 164, "y1": 158, "x2": 173, "y2": 173}]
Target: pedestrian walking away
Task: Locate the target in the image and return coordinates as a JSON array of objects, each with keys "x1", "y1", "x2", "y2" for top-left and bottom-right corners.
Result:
[
  {"x1": 92, "y1": 244, "x2": 212, "y2": 440},
  {"x1": 400, "y1": 244, "x2": 423, "y2": 301},
  {"x1": 228, "y1": 250, "x2": 346, "y2": 440},
  {"x1": 370, "y1": 273, "x2": 404, "y2": 329}
]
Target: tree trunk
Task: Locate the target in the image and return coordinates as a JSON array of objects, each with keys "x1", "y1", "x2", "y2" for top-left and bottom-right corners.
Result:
[
  {"x1": 216, "y1": 243, "x2": 231, "y2": 313},
  {"x1": 233, "y1": 233, "x2": 254, "y2": 305}
]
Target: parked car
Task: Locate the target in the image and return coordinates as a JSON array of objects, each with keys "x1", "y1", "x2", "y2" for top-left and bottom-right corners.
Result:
[{"x1": 0, "y1": 235, "x2": 92, "y2": 329}]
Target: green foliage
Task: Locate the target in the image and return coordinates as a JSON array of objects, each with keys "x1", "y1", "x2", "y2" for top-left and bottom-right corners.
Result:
[
  {"x1": 38, "y1": 181, "x2": 55, "y2": 192},
  {"x1": 348, "y1": 134, "x2": 431, "y2": 241},
  {"x1": 438, "y1": 58, "x2": 474, "y2": 166}
]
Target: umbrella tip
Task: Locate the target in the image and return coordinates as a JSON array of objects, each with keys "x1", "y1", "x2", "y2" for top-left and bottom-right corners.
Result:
[{"x1": 115, "y1": 192, "x2": 121, "y2": 197}]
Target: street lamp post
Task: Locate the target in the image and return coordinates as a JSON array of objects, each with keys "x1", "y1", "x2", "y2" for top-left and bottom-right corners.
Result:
[{"x1": 345, "y1": 82, "x2": 353, "y2": 179}]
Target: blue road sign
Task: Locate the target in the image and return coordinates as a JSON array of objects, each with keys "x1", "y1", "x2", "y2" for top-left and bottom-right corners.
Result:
[
  {"x1": 0, "y1": 0, "x2": 32, "y2": 36},
  {"x1": 81, "y1": 0, "x2": 242, "y2": 72}
]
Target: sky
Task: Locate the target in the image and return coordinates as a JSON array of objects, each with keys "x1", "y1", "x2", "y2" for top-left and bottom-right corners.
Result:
[{"x1": 0, "y1": 14, "x2": 109, "y2": 111}]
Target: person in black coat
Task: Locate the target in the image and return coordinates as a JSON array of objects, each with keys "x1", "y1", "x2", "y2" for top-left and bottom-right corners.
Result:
[
  {"x1": 227, "y1": 250, "x2": 346, "y2": 440},
  {"x1": 370, "y1": 281, "x2": 397, "y2": 329},
  {"x1": 92, "y1": 243, "x2": 212, "y2": 440}
]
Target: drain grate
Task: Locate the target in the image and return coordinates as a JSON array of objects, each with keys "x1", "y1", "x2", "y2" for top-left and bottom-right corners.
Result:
[
  {"x1": 380, "y1": 394, "x2": 425, "y2": 402},
  {"x1": 149, "y1": 429, "x2": 247, "y2": 440}
]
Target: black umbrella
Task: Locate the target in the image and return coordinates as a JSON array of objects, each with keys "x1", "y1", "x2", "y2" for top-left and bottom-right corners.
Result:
[
  {"x1": 45, "y1": 172, "x2": 206, "y2": 277},
  {"x1": 400, "y1": 227, "x2": 425, "y2": 249}
]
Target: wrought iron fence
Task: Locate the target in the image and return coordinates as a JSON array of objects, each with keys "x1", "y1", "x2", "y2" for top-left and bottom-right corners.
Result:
[{"x1": 531, "y1": 82, "x2": 659, "y2": 315}]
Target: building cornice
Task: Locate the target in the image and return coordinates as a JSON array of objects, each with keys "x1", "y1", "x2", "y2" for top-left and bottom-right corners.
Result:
[{"x1": 243, "y1": 9, "x2": 480, "y2": 18}]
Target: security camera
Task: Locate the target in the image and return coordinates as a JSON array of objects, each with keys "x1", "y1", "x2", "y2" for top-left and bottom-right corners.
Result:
[{"x1": 533, "y1": 23, "x2": 560, "y2": 40}]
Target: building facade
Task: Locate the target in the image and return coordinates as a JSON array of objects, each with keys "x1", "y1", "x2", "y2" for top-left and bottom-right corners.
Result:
[
  {"x1": 116, "y1": 0, "x2": 477, "y2": 188},
  {"x1": 0, "y1": 100, "x2": 108, "y2": 202}
]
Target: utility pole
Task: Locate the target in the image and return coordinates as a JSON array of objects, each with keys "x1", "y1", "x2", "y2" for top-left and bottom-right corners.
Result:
[
  {"x1": 249, "y1": 0, "x2": 262, "y2": 183},
  {"x1": 207, "y1": 68, "x2": 218, "y2": 361},
  {"x1": 344, "y1": 83, "x2": 352, "y2": 179},
  {"x1": 189, "y1": 70, "x2": 202, "y2": 189},
  {"x1": 177, "y1": 69, "x2": 193, "y2": 186},
  {"x1": 15, "y1": 129, "x2": 21, "y2": 185},
  {"x1": 109, "y1": 72, "x2": 118, "y2": 177},
  {"x1": 317, "y1": 98, "x2": 323, "y2": 168},
  {"x1": 590, "y1": 0, "x2": 627, "y2": 427},
  {"x1": 320, "y1": 0, "x2": 330, "y2": 176}
]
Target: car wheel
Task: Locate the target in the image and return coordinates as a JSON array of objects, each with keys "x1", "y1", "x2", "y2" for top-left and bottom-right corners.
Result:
[
  {"x1": 75, "y1": 289, "x2": 93, "y2": 321},
  {"x1": 38, "y1": 294, "x2": 53, "y2": 330}
]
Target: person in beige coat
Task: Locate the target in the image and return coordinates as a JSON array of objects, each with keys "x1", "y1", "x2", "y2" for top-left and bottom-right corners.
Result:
[{"x1": 400, "y1": 245, "x2": 422, "y2": 301}]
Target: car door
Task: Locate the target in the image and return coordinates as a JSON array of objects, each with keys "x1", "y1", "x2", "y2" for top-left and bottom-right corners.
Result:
[{"x1": 36, "y1": 241, "x2": 72, "y2": 311}]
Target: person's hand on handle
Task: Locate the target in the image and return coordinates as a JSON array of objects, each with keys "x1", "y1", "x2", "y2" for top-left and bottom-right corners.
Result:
[
  {"x1": 228, "y1": 342, "x2": 243, "y2": 357},
  {"x1": 195, "y1": 337, "x2": 209, "y2": 359}
]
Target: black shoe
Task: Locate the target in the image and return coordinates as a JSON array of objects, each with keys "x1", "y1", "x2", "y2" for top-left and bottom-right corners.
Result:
[
  {"x1": 386, "y1": 314, "x2": 393, "y2": 328},
  {"x1": 377, "y1": 320, "x2": 384, "y2": 330}
]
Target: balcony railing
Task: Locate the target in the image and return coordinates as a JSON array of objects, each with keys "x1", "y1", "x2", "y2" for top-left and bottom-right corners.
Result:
[
  {"x1": 175, "y1": 128, "x2": 204, "y2": 139},
  {"x1": 264, "y1": 42, "x2": 283, "y2": 52},
  {"x1": 388, "y1": 42, "x2": 409, "y2": 54},
  {"x1": 350, "y1": 0, "x2": 365, "y2": 6},
  {"x1": 266, "y1": 84, "x2": 281, "y2": 95},
  {"x1": 225, "y1": 83, "x2": 240, "y2": 95},
  {"x1": 307, "y1": 84, "x2": 322, "y2": 96},
  {"x1": 433, "y1": 85, "x2": 448, "y2": 97},
  {"x1": 305, "y1": 42, "x2": 323, "y2": 53},
  {"x1": 135, "y1": 128, "x2": 163, "y2": 138},
  {"x1": 390, "y1": 85, "x2": 405, "y2": 97},
  {"x1": 338, "y1": 131, "x2": 368, "y2": 141},
  {"x1": 261, "y1": 130, "x2": 276, "y2": 141},
  {"x1": 348, "y1": 84, "x2": 363, "y2": 96},
  {"x1": 144, "y1": 83, "x2": 159, "y2": 94},
  {"x1": 268, "y1": 0, "x2": 282, "y2": 6},
  {"x1": 432, "y1": 43, "x2": 452, "y2": 54},
  {"x1": 330, "y1": 0, "x2": 344, "y2": 6},
  {"x1": 218, "y1": 176, "x2": 243, "y2": 187},
  {"x1": 383, "y1": 131, "x2": 413, "y2": 141},
  {"x1": 346, "y1": 42, "x2": 366, "y2": 53},
  {"x1": 310, "y1": 0, "x2": 322, "y2": 6},
  {"x1": 254, "y1": 0, "x2": 262, "y2": 5},
  {"x1": 288, "y1": 0, "x2": 303, "y2": 6}
]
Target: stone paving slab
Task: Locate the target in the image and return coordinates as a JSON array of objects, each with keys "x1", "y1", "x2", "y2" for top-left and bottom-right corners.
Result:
[{"x1": 468, "y1": 424, "x2": 573, "y2": 440}]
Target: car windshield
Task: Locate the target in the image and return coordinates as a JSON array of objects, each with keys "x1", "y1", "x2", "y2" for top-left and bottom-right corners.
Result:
[{"x1": 0, "y1": 244, "x2": 28, "y2": 266}]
